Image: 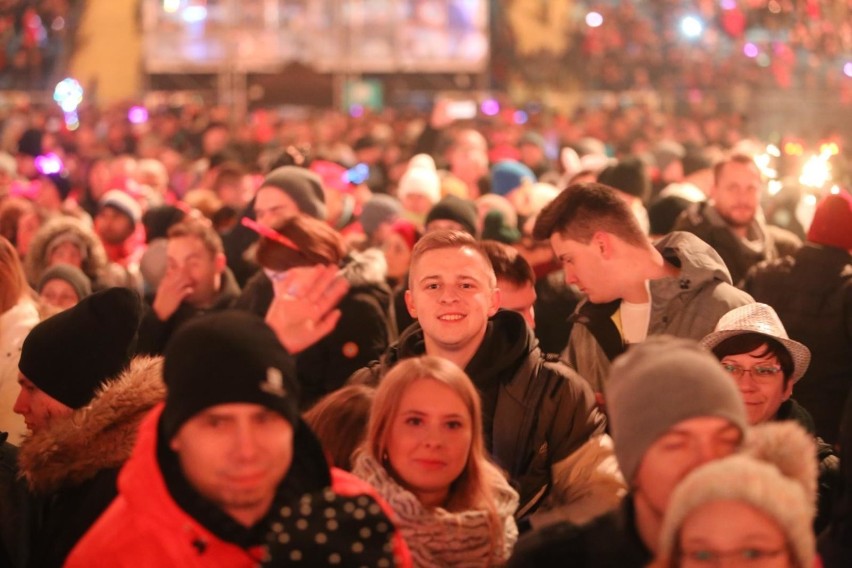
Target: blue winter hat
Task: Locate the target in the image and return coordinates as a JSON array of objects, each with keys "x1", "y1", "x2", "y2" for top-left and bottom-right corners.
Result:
[{"x1": 491, "y1": 160, "x2": 536, "y2": 196}]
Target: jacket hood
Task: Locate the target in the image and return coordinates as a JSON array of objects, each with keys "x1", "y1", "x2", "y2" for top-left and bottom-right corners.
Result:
[
  {"x1": 24, "y1": 215, "x2": 109, "y2": 286},
  {"x1": 391, "y1": 310, "x2": 533, "y2": 387},
  {"x1": 655, "y1": 230, "x2": 734, "y2": 286},
  {"x1": 18, "y1": 356, "x2": 165, "y2": 494}
]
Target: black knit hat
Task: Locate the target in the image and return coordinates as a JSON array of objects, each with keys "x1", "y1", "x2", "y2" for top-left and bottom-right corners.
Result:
[
  {"x1": 142, "y1": 205, "x2": 187, "y2": 243},
  {"x1": 260, "y1": 166, "x2": 327, "y2": 221},
  {"x1": 598, "y1": 157, "x2": 650, "y2": 203},
  {"x1": 19, "y1": 287, "x2": 141, "y2": 409},
  {"x1": 17, "y1": 129, "x2": 43, "y2": 157},
  {"x1": 425, "y1": 195, "x2": 478, "y2": 236},
  {"x1": 161, "y1": 311, "x2": 300, "y2": 440}
]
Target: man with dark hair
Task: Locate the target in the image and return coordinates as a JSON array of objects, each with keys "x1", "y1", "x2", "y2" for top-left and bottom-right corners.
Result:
[
  {"x1": 350, "y1": 230, "x2": 615, "y2": 527},
  {"x1": 480, "y1": 239, "x2": 537, "y2": 329},
  {"x1": 533, "y1": 182, "x2": 752, "y2": 396},
  {"x1": 137, "y1": 219, "x2": 240, "y2": 354},
  {"x1": 673, "y1": 153, "x2": 801, "y2": 284}
]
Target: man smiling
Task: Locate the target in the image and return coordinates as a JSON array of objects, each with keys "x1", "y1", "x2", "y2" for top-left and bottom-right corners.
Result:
[{"x1": 350, "y1": 230, "x2": 610, "y2": 526}]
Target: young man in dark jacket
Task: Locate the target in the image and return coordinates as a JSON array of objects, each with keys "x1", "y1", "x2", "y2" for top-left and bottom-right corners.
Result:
[
  {"x1": 14, "y1": 288, "x2": 164, "y2": 568},
  {"x1": 137, "y1": 218, "x2": 240, "y2": 355},
  {"x1": 349, "y1": 230, "x2": 612, "y2": 527},
  {"x1": 508, "y1": 336, "x2": 748, "y2": 567},
  {"x1": 672, "y1": 153, "x2": 801, "y2": 284}
]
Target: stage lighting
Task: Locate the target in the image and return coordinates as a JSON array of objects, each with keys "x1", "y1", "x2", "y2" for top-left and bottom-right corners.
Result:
[{"x1": 680, "y1": 16, "x2": 704, "y2": 39}]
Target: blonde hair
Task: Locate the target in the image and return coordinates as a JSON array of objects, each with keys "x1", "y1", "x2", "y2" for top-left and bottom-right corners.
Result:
[
  {"x1": 0, "y1": 236, "x2": 27, "y2": 313},
  {"x1": 362, "y1": 356, "x2": 506, "y2": 555}
]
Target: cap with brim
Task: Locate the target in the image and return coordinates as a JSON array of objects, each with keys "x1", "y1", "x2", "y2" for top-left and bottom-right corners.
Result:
[{"x1": 700, "y1": 303, "x2": 811, "y2": 383}]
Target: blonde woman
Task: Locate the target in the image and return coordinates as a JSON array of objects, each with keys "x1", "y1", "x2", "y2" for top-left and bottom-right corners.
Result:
[
  {"x1": 0, "y1": 236, "x2": 39, "y2": 444},
  {"x1": 353, "y1": 355, "x2": 519, "y2": 567}
]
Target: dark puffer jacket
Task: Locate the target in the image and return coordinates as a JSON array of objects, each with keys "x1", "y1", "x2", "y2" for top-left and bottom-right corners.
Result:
[
  {"x1": 349, "y1": 310, "x2": 608, "y2": 522},
  {"x1": 743, "y1": 243, "x2": 852, "y2": 444}
]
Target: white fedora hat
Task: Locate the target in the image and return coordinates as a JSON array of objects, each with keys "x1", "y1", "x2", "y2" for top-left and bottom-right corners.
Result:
[{"x1": 700, "y1": 303, "x2": 811, "y2": 383}]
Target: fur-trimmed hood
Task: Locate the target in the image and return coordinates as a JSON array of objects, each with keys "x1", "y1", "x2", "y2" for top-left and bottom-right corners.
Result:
[
  {"x1": 341, "y1": 248, "x2": 388, "y2": 289},
  {"x1": 18, "y1": 356, "x2": 165, "y2": 494},
  {"x1": 24, "y1": 215, "x2": 110, "y2": 287}
]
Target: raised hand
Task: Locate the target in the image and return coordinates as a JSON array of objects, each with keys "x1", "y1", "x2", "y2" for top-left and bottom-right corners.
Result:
[
  {"x1": 152, "y1": 268, "x2": 192, "y2": 321},
  {"x1": 265, "y1": 265, "x2": 350, "y2": 354}
]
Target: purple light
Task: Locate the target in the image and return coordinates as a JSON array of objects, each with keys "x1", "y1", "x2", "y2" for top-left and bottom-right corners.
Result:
[
  {"x1": 349, "y1": 104, "x2": 364, "y2": 118},
  {"x1": 34, "y1": 153, "x2": 63, "y2": 175},
  {"x1": 743, "y1": 43, "x2": 759, "y2": 58},
  {"x1": 513, "y1": 110, "x2": 528, "y2": 125},
  {"x1": 720, "y1": 0, "x2": 737, "y2": 9},
  {"x1": 128, "y1": 106, "x2": 149, "y2": 124},
  {"x1": 844, "y1": 62, "x2": 852, "y2": 78},
  {"x1": 480, "y1": 99, "x2": 500, "y2": 116}
]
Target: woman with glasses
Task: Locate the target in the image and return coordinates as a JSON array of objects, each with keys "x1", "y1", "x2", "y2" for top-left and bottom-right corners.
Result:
[
  {"x1": 655, "y1": 422, "x2": 819, "y2": 568},
  {"x1": 700, "y1": 302, "x2": 838, "y2": 533},
  {"x1": 700, "y1": 302, "x2": 812, "y2": 428}
]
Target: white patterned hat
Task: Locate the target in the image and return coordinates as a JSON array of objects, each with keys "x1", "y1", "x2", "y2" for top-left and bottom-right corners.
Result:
[{"x1": 700, "y1": 303, "x2": 811, "y2": 383}]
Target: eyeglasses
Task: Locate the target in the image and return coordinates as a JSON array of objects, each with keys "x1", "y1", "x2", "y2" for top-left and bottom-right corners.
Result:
[
  {"x1": 681, "y1": 547, "x2": 787, "y2": 566},
  {"x1": 721, "y1": 362, "x2": 783, "y2": 383}
]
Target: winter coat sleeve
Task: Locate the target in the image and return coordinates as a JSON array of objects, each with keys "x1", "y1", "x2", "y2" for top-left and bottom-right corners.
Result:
[
  {"x1": 530, "y1": 434, "x2": 626, "y2": 529},
  {"x1": 536, "y1": 365, "x2": 614, "y2": 523},
  {"x1": 135, "y1": 305, "x2": 177, "y2": 356}
]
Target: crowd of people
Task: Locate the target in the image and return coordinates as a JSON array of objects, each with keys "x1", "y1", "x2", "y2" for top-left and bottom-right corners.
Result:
[
  {"x1": 0, "y1": 0, "x2": 79, "y2": 91},
  {"x1": 569, "y1": 0, "x2": 852, "y2": 93},
  {"x1": 0, "y1": 92, "x2": 850, "y2": 568}
]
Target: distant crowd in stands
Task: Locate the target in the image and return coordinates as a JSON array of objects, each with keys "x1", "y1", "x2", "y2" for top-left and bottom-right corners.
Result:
[
  {"x1": 0, "y1": 0, "x2": 79, "y2": 91},
  {"x1": 571, "y1": 0, "x2": 852, "y2": 93}
]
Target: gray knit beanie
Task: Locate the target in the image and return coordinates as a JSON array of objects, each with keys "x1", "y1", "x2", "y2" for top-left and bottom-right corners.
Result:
[
  {"x1": 37, "y1": 264, "x2": 93, "y2": 303},
  {"x1": 260, "y1": 166, "x2": 327, "y2": 220},
  {"x1": 360, "y1": 194, "x2": 402, "y2": 237},
  {"x1": 605, "y1": 336, "x2": 748, "y2": 484}
]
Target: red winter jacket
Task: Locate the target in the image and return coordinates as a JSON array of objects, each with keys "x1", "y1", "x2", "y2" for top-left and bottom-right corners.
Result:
[{"x1": 65, "y1": 404, "x2": 411, "y2": 568}]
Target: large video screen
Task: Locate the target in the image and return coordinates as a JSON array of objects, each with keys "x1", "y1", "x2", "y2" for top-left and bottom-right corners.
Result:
[{"x1": 143, "y1": 0, "x2": 489, "y2": 74}]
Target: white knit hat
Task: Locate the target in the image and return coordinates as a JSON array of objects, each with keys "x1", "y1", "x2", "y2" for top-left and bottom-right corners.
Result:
[
  {"x1": 701, "y1": 303, "x2": 811, "y2": 383},
  {"x1": 659, "y1": 422, "x2": 817, "y2": 568},
  {"x1": 397, "y1": 166, "x2": 441, "y2": 205},
  {"x1": 99, "y1": 189, "x2": 142, "y2": 226}
]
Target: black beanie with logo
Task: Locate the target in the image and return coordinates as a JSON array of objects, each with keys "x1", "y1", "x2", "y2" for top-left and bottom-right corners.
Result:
[{"x1": 160, "y1": 310, "x2": 300, "y2": 440}]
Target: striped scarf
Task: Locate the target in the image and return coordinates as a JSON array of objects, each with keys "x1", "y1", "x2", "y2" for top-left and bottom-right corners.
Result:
[{"x1": 352, "y1": 452, "x2": 518, "y2": 567}]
